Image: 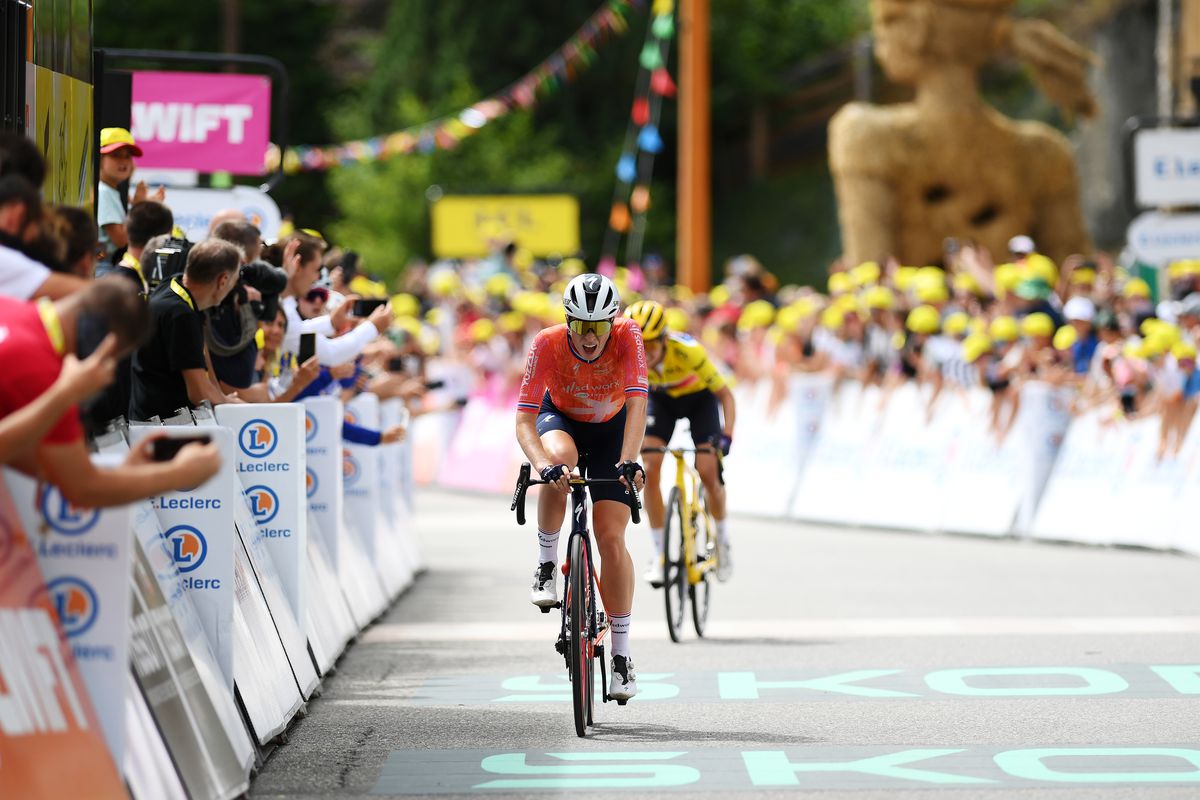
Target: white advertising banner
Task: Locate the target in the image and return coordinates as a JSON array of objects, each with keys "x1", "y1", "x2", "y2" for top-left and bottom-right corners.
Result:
[
  {"x1": 381, "y1": 399, "x2": 422, "y2": 573},
  {"x1": 130, "y1": 426, "x2": 237, "y2": 686},
  {"x1": 723, "y1": 380, "x2": 804, "y2": 518},
  {"x1": 1012, "y1": 382, "x2": 1073, "y2": 532},
  {"x1": 1127, "y1": 211, "x2": 1200, "y2": 266},
  {"x1": 303, "y1": 397, "x2": 343, "y2": 566},
  {"x1": 1134, "y1": 128, "x2": 1200, "y2": 208},
  {"x1": 4, "y1": 458, "x2": 131, "y2": 764},
  {"x1": 937, "y1": 389, "x2": 1023, "y2": 536},
  {"x1": 1028, "y1": 410, "x2": 1124, "y2": 545},
  {"x1": 215, "y1": 404, "x2": 307, "y2": 623}
]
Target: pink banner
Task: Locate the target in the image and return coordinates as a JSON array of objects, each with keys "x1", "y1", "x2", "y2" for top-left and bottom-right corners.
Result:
[{"x1": 131, "y1": 71, "x2": 271, "y2": 175}]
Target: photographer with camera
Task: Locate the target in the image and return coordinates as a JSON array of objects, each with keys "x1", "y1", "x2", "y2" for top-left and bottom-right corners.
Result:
[
  {"x1": 97, "y1": 200, "x2": 174, "y2": 295},
  {"x1": 129, "y1": 239, "x2": 245, "y2": 421},
  {"x1": 206, "y1": 221, "x2": 289, "y2": 395}
]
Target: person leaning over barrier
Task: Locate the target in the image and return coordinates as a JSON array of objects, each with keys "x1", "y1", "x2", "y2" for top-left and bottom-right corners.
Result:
[
  {"x1": 129, "y1": 239, "x2": 245, "y2": 421},
  {"x1": 0, "y1": 276, "x2": 220, "y2": 504}
]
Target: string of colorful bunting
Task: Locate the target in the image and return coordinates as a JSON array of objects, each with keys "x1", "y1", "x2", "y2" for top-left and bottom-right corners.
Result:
[
  {"x1": 598, "y1": 0, "x2": 677, "y2": 278},
  {"x1": 267, "y1": 0, "x2": 646, "y2": 174}
]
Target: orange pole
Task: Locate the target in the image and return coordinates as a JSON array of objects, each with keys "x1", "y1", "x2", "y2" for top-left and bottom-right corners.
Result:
[{"x1": 677, "y1": 0, "x2": 711, "y2": 293}]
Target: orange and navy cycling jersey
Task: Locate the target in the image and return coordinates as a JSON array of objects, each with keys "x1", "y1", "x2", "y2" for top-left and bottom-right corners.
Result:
[{"x1": 517, "y1": 316, "x2": 649, "y2": 423}]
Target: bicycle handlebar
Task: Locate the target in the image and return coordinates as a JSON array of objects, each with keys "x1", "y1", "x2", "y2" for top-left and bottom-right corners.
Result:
[{"x1": 510, "y1": 462, "x2": 642, "y2": 526}]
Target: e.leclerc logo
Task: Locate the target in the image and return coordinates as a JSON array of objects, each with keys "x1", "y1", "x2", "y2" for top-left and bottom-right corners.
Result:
[
  {"x1": 305, "y1": 411, "x2": 318, "y2": 442},
  {"x1": 246, "y1": 485, "x2": 280, "y2": 524},
  {"x1": 38, "y1": 485, "x2": 99, "y2": 535},
  {"x1": 164, "y1": 525, "x2": 208, "y2": 574},
  {"x1": 46, "y1": 576, "x2": 99, "y2": 637},
  {"x1": 343, "y1": 451, "x2": 361, "y2": 486},
  {"x1": 239, "y1": 418, "x2": 278, "y2": 458},
  {"x1": 306, "y1": 467, "x2": 318, "y2": 498}
]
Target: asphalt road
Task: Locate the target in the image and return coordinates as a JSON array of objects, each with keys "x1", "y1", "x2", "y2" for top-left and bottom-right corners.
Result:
[{"x1": 251, "y1": 488, "x2": 1200, "y2": 799}]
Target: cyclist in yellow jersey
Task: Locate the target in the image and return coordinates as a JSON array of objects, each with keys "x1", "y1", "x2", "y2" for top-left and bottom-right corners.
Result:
[{"x1": 625, "y1": 301, "x2": 736, "y2": 582}]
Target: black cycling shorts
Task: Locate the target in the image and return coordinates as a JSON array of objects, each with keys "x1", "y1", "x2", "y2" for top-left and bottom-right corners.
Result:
[
  {"x1": 536, "y1": 392, "x2": 630, "y2": 504},
  {"x1": 645, "y1": 389, "x2": 721, "y2": 447}
]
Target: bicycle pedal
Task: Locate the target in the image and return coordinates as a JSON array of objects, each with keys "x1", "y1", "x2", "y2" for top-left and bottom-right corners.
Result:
[{"x1": 616, "y1": 699, "x2": 628, "y2": 706}]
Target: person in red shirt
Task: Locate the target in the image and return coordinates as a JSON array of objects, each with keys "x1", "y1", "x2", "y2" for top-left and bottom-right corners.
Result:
[
  {"x1": 0, "y1": 276, "x2": 221, "y2": 505},
  {"x1": 515, "y1": 273, "x2": 648, "y2": 702}
]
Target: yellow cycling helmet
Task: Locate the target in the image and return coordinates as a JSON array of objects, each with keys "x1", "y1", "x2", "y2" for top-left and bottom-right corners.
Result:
[
  {"x1": 906, "y1": 305, "x2": 941, "y2": 335},
  {"x1": 624, "y1": 300, "x2": 668, "y2": 341}
]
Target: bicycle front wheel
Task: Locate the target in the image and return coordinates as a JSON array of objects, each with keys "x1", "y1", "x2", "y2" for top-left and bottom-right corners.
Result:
[
  {"x1": 567, "y1": 534, "x2": 591, "y2": 737},
  {"x1": 691, "y1": 488, "x2": 714, "y2": 637},
  {"x1": 662, "y1": 487, "x2": 687, "y2": 643}
]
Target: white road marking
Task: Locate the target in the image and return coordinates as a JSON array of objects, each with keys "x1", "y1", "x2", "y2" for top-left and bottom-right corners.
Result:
[{"x1": 360, "y1": 616, "x2": 1200, "y2": 643}]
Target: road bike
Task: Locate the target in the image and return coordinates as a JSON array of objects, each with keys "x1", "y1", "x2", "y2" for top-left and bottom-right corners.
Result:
[
  {"x1": 642, "y1": 442, "x2": 723, "y2": 642},
  {"x1": 510, "y1": 462, "x2": 642, "y2": 737}
]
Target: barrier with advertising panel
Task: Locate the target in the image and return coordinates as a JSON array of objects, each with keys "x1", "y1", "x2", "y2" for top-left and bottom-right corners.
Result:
[
  {"x1": 346, "y1": 394, "x2": 412, "y2": 600},
  {"x1": 304, "y1": 516, "x2": 356, "y2": 674},
  {"x1": 381, "y1": 399, "x2": 424, "y2": 574},
  {"x1": 0, "y1": 483, "x2": 127, "y2": 799},
  {"x1": 123, "y1": 669, "x2": 189, "y2": 800},
  {"x1": 217, "y1": 405, "x2": 308, "y2": 624},
  {"x1": 4, "y1": 459, "x2": 131, "y2": 764}
]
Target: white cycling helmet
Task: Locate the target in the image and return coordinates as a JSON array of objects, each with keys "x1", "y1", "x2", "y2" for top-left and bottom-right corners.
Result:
[{"x1": 563, "y1": 273, "x2": 621, "y2": 321}]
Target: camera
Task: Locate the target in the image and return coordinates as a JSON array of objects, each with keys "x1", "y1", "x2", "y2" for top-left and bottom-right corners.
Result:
[
  {"x1": 239, "y1": 259, "x2": 288, "y2": 321},
  {"x1": 147, "y1": 237, "x2": 192, "y2": 290}
]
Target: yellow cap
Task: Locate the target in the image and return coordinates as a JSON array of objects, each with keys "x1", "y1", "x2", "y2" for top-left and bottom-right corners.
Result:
[
  {"x1": 425, "y1": 307, "x2": 443, "y2": 325},
  {"x1": 1023, "y1": 253, "x2": 1059, "y2": 286},
  {"x1": 791, "y1": 297, "x2": 819, "y2": 320},
  {"x1": 513, "y1": 248, "x2": 534, "y2": 271},
  {"x1": 820, "y1": 306, "x2": 845, "y2": 331},
  {"x1": 664, "y1": 307, "x2": 689, "y2": 332},
  {"x1": 428, "y1": 270, "x2": 461, "y2": 298},
  {"x1": 969, "y1": 315, "x2": 989, "y2": 335},
  {"x1": 468, "y1": 319, "x2": 496, "y2": 343},
  {"x1": 894, "y1": 267, "x2": 918, "y2": 292},
  {"x1": 953, "y1": 272, "x2": 982, "y2": 296},
  {"x1": 774, "y1": 305, "x2": 802, "y2": 334},
  {"x1": 1143, "y1": 331, "x2": 1174, "y2": 358},
  {"x1": 915, "y1": 277, "x2": 950, "y2": 304},
  {"x1": 738, "y1": 299, "x2": 776, "y2": 331},
  {"x1": 851, "y1": 261, "x2": 881, "y2": 287},
  {"x1": 962, "y1": 333, "x2": 993, "y2": 363},
  {"x1": 828, "y1": 272, "x2": 853, "y2": 296},
  {"x1": 906, "y1": 305, "x2": 941, "y2": 335},
  {"x1": 1172, "y1": 341, "x2": 1198, "y2": 360},
  {"x1": 1053, "y1": 325, "x2": 1078, "y2": 351},
  {"x1": 1123, "y1": 278, "x2": 1151, "y2": 299},
  {"x1": 1021, "y1": 312, "x2": 1055, "y2": 339},
  {"x1": 485, "y1": 273, "x2": 515, "y2": 298},
  {"x1": 994, "y1": 263, "x2": 1022, "y2": 295},
  {"x1": 497, "y1": 311, "x2": 526, "y2": 333},
  {"x1": 834, "y1": 293, "x2": 859, "y2": 314},
  {"x1": 99, "y1": 127, "x2": 143, "y2": 156},
  {"x1": 394, "y1": 316, "x2": 422, "y2": 338},
  {"x1": 990, "y1": 316, "x2": 1020, "y2": 342},
  {"x1": 391, "y1": 293, "x2": 420, "y2": 318},
  {"x1": 417, "y1": 327, "x2": 441, "y2": 356},
  {"x1": 559, "y1": 258, "x2": 586, "y2": 278},
  {"x1": 1070, "y1": 268, "x2": 1097, "y2": 285},
  {"x1": 943, "y1": 311, "x2": 970, "y2": 336},
  {"x1": 709, "y1": 285, "x2": 731, "y2": 307},
  {"x1": 862, "y1": 285, "x2": 895, "y2": 310},
  {"x1": 349, "y1": 274, "x2": 387, "y2": 298}
]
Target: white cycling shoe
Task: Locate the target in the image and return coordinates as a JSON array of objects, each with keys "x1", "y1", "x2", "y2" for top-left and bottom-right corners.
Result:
[
  {"x1": 716, "y1": 541, "x2": 733, "y2": 582},
  {"x1": 530, "y1": 561, "x2": 558, "y2": 608},
  {"x1": 643, "y1": 555, "x2": 664, "y2": 588},
  {"x1": 609, "y1": 654, "x2": 638, "y2": 701}
]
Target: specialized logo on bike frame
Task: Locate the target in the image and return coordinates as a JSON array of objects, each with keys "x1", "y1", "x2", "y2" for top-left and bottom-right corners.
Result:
[
  {"x1": 38, "y1": 484, "x2": 99, "y2": 535},
  {"x1": 46, "y1": 576, "x2": 99, "y2": 638},
  {"x1": 374, "y1": 746, "x2": 1200, "y2": 794},
  {"x1": 246, "y1": 485, "x2": 280, "y2": 524},
  {"x1": 239, "y1": 418, "x2": 278, "y2": 458}
]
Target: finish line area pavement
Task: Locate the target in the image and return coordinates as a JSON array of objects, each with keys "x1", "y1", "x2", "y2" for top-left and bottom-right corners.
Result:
[{"x1": 250, "y1": 489, "x2": 1200, "y2": 799}]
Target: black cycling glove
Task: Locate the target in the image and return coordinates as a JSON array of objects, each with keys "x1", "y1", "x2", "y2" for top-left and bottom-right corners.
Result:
[{"x1": 541, "y1": 464, "x2": 569, "y2": 483}]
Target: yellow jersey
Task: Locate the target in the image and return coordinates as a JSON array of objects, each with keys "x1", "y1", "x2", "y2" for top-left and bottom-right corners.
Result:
[{"x1": 648, "y1": 332, "x2": 727, "y2": 398}]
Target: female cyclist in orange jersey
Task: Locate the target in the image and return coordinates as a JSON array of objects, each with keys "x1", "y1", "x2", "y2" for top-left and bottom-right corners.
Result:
[{"x1": 515, "y1": 273, "x2": 648, "y2": 701}]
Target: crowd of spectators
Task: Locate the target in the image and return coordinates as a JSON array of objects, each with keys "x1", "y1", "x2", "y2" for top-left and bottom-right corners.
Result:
[
  {"x1": 0, "y1": 129, "x2": 426, "y2": 510},
  {"x1": 4, "y1": 123, "x2": 1196, "y2": 516}
]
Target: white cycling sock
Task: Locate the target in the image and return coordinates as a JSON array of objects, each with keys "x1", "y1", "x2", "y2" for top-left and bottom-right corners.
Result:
[
  {"x1": 537, "y1": 527, "x2": 560, "y2": 566},
  {"x1": 609, "y1": 612, "x2": 631, "y2": 658},
  {"x1": 716, "y1": 518, "x2": 730, "y2": 547},
  {"x1": 649, "y1": 527, "x2": 664, "y2": 553}
]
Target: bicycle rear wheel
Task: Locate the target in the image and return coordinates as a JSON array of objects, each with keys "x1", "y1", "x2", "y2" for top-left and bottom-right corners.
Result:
[
  {"x1": 691, "y1": 489, "x2": 714, "y2": 637},
  {"x1": 662, "y1": 487, "x2": 687, "y2": 643},
  {"x1": 567, "y1": 534, "x2": 591, "y2": 737}
]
